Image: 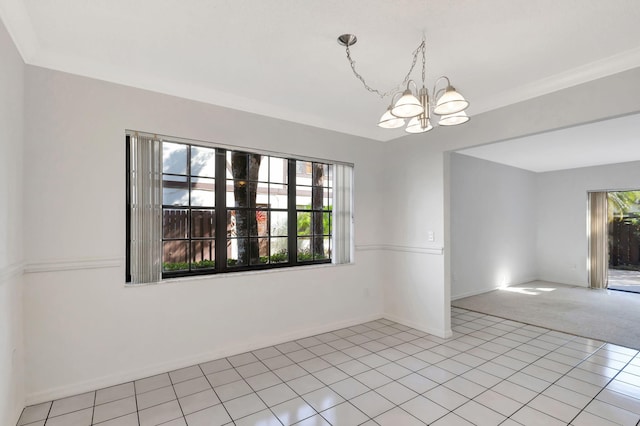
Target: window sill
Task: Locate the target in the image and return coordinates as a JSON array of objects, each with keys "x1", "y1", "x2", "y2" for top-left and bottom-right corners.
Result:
[{"x1": 125, "y1": 261, "x2": 354, "y2": 287}]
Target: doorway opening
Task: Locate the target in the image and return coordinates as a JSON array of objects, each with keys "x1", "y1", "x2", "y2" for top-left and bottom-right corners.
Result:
[{"x1": 608, "y1": 190, "x2": 640, "y2": 293}]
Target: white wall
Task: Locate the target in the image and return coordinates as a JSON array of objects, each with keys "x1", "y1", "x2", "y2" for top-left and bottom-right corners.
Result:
[
  {"x1": 537, "y1": 160, "x2": 640, "y2": 286},
  {"x1": 22, "y1": 66, "x2": 386, "y2": 403},
  {"x1": 450, "y1": 154, "x2": 537, "y2": 299},
  {"x1": 0, "y1": 18, "x2": 25, "y2": 426},
  {"x1": 378, "y1": 140, "x2": 451, "y2": 337}
]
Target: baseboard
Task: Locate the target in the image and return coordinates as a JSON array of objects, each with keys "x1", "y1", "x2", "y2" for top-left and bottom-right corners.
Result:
[
  {"x1": 25, "y1": 312, "x2": 384, "y2": 405},
  {"x1": 451, "y1": 277, "x2": 540, "y2": 301},
  {"x1": 451, "y1": 287, "x2": 500, "y2": 301},
  {"x1": 383, "y1": 313, "x2": 452, "y2": 339}
]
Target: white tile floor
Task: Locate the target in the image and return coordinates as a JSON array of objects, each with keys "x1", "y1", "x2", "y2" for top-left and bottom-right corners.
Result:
[{"x1": 16, "y1": 307, "x2": 640, "y2": 425}]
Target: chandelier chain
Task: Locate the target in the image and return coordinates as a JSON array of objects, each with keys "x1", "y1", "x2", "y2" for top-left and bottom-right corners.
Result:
[{"x1": 344, "y1": 39, "x2": 426, "y2": 98}]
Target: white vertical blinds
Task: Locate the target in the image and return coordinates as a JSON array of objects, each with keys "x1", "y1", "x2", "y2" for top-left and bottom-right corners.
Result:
[
  {"x1": 333, "y1": 164, "x2": 354, "y2": 264},
  {"x1": 130, "y1": 134, "x2": 163, "y2": 284},
  {"x1": 588, "y1": 191, "x2": 608, "y2": 289}
]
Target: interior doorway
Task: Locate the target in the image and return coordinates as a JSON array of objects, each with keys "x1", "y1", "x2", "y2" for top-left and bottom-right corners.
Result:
[{"x1": 607, "y1": 190, "x2": 640, "y2": 293}]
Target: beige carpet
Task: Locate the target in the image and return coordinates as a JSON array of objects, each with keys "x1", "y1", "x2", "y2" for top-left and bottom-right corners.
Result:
[{"x1": 452, "y1": 281, "x2": 640, "y2": 350}]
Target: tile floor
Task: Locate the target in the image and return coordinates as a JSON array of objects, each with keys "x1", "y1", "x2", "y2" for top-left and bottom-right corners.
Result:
[{"x1": 16, "y1": 307, "x2": 640, "y2": 426}]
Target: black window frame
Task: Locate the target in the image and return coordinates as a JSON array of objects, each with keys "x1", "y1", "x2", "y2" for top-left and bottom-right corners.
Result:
[{"x1": 126, "y1": 137, "x2": 333, "y2": 281}]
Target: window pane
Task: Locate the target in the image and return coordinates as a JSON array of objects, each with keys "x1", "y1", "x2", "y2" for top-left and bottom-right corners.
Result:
[
  {"x1": 227, "y1": 179, "x2": 248, "y2": 207},
  {"x1": 227, "y1": 238, "x2": 248, "y2": 267},
  {"x1": 270, "y1": 183, "x2": 288, "y2": 208},
  {"x1": 191, "y1": 240, "x2": 215, "y2": 269},
  {"x1": 325, "y1": 188, "x2": 333, "y2": 209},
  {"x1": 163, "y1": 241, "x2": 188, "y2": 271},
  {"x1": 191, "y1": 177, "x2": 215, "y2": 207},
  {"x1": 228, "y1": 151, "x2": 248, "y2": 180},
  {"x1": 271, "y1": 211, "x2": 288, "y2": 236},
  {"x1": 256, "y1": 182, "x2": 269, "y2": 206},
  {"x1": 321, "y1": 164, "x2": 330, "y2": 186},
  {"x1": 257, "y1": 156, "x2": 270, "y2": 182},
  {"x1": 312, "y1": 163, "x2": 325, "y2": 185},
  {"x1": 312, "y1": 211, "x2": 325, "y2": 235},
  {"x1": 191, "y1": 210, "x2": 215, "y2": 238},
  {"x1": 270, "y1": 157, "x2": 288, "y2": 184},
  {"x1": 163, "y1": 209, "x2": 188, "y2": 239},
  {"x1": 323, "y1": 212, "x2": 332, "y2": 235},
  {"x1": 228, "y1": 210, "x2": 248, "y2": 237},
  {"x1": 254, "y1": 210, "x2": 268, "y2": 237},
  {"x1": 297, "y1": 161, "x2": 312, "y2": 182},
  {"x1": 313, "y1": 237, "x2": 331, "y2": 260},
  {"x1": 163, "y1": 142, "x2": 187, "y2": 175},
  {"x1": 296, "y1": 185, "x2": 312, "y2": 207},
  {"x1": 297, "y1": 237, "x2": 311, "y2": 261},
  {"x1": 312, "y1": 186, "x2": 323, "y2": 210},
  {"x1": 297, "y1": 212, "x2": 311, "y2": 236},
  {"x1": 250, "y1": 238, "x2": 269, "y2": 265},
  {"x1": 249, "y1": 154, "x2": 263, "y2": 181},
  {"x1": 163, "y1": 175, "x2": 188, "y2": 206},
  {"x1": 191, "y1": 146, "x2": 215, "y2": 177},
  {"x1": 270, "y1": 238, "x2": 288, "y2": 263}
]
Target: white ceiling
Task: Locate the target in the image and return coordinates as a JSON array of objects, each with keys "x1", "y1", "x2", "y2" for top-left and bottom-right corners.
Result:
[
  {"x1": 2, "y1": 0, "x2": 640, "y2": 142},
  {"x1": 457, "y1": 112, "x2": 640, "y2": 172}
]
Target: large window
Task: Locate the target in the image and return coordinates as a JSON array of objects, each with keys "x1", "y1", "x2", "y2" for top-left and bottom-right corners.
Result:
[{"x1": 127, "y1": 133, "x2": 351, "y2": 282}]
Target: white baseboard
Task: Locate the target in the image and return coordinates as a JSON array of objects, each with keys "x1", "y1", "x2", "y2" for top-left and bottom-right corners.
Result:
[
  {"x1": 450, "y1": 277, "x2": 539, "y2": 301},
  {"x1": 451, "y1": 287, "x2": 500, "y2": 301},
  {"x1": 382, "y1": 313, "x2": 452, "y2": 339},
  {"x1": 25, "y1": 312, "x2": 384, "y2": 405}
]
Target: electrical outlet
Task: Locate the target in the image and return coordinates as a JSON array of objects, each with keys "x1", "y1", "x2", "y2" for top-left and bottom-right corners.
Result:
[{"x1": 428, "y1": 231, "x2": 435, "y2": 242}]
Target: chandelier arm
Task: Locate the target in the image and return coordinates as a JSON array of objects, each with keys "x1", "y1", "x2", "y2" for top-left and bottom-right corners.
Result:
[
  {"x1": 432, "y1": 75, "x2": 452, "y2": 98},
  {"x1": 344, "y1": 39, "x2": 425, "y2": 99}
]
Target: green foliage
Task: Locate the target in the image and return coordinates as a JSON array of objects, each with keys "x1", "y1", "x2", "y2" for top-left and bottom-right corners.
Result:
[
  {"x1": 228, "y1": 250, "x2": 289, "y2": 267},
  {"x1": 163, "y1": 251, "x2": 295, "y2": 270},
  {"x1": 268, "y1": 250, "x2": 289, "y2": 263},
  {"x1": 193, "y1": 260, "x2": 215, "y2": 269},
  {"x1": 297, "y1": 249, "x2": 329, "y2": 262},
  {"x1": 297, "y1": 205, "x2": 331, "y2": 235},
  {"x1": 163, "y1": 259, "x2": 215, "y2": 271},
  {"x1": 608, "y1": 191, "x2": 640, "y2": 223}
]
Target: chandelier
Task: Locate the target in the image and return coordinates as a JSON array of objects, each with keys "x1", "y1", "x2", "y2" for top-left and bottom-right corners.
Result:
[{"x1": 337, "y1": 34, "x2": 470, "y2": 134}]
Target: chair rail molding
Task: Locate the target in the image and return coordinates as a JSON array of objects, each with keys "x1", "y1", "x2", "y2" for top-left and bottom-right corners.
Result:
[
  {"x1": 356, "y1": 244, "x2": 444, "y2": 255},
  {"x1": 24, "y1": 257, "x2": 123, "y2": 274},
  {"x1": 0, "y1": 262, "x2": 24, "y2": 284}
]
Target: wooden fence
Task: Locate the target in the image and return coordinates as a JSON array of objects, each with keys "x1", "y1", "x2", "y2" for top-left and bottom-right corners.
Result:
[{"x1": 609, "y1": 218, "x2": 640, "y2": 268}]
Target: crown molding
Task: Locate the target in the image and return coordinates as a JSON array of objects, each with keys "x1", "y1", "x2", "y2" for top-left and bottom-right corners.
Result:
[
  {"x1": 0, "y1": 0, "x2": 39, "y2": 62},
  {"x1": 471, "y1": 46, "x2": 640, "y2": 116}
]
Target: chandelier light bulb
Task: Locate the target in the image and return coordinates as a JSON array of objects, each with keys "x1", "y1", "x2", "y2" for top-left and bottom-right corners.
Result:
[
  {"x1": 438, "y1": 110, "x2": 470, "y2": 126},
  {"x1": 433, "y1": 85, "x2": 469, "y2": 116},
  {"x1": 391, "y1": 88, "x2": 424, "y2": 118},
  {"x1": 378, "y1": 108, "x2": 406, "y2": 129}
]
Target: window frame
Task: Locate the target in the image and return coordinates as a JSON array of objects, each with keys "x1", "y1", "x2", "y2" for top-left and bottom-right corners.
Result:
[{"x1": 126, "y1": 135, "x2": 336, "y2": 282}]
